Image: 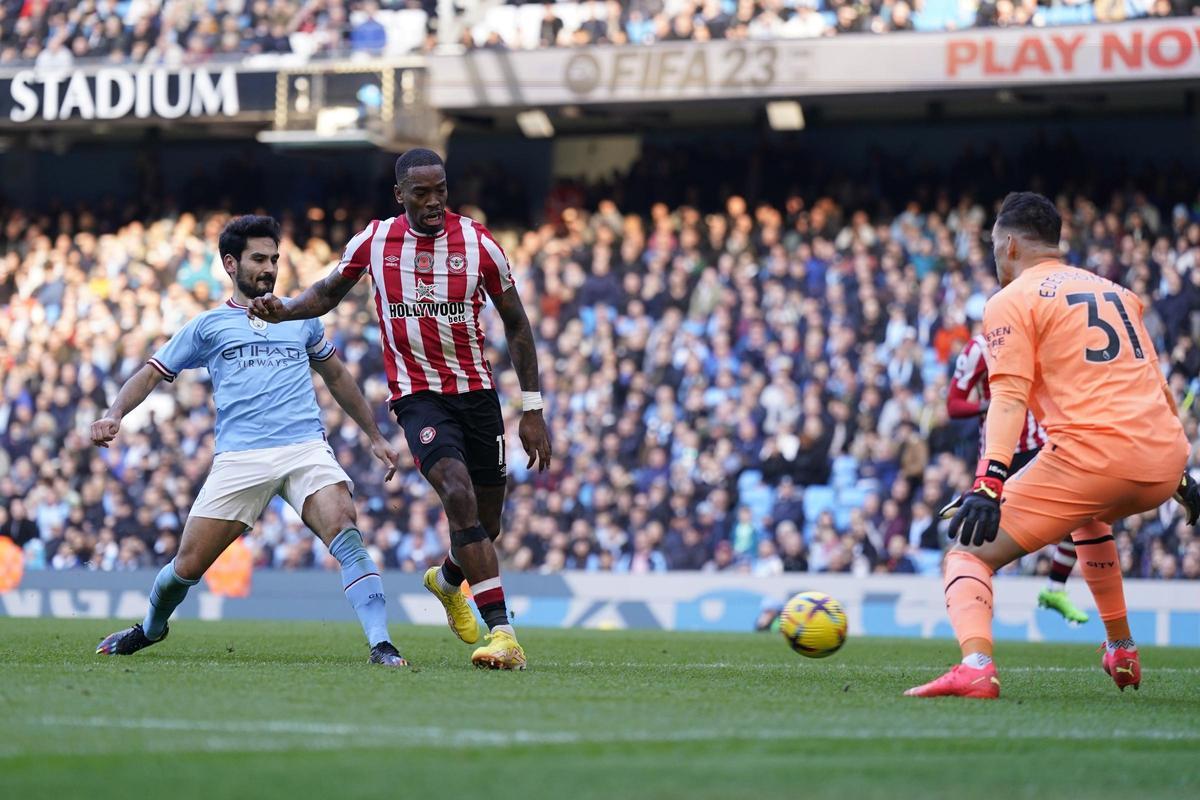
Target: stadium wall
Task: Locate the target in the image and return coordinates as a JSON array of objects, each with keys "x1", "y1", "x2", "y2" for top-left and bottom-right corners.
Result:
[{"x1": 4, "y1": 571, "x2": 1197, "y2": 646}]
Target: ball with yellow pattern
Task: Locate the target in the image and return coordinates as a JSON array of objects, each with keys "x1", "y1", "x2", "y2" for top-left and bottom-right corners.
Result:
[{"x1": 778, "y1": 591, "x2": 848, "y2": 659}]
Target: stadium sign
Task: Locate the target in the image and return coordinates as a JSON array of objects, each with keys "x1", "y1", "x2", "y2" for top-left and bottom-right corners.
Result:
[
  {"x1": 0, "y1": 65, "x2": 279, "y2": 126},
  {"x1": 429, "y1": 18, "x2": 1200, "y2": 109},
  {"x1": 7, "y1": 66, "x2": 239, "y2": 123}
]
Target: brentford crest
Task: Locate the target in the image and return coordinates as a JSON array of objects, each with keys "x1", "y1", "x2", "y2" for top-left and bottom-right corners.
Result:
[
  {"x1": 415, "y1": 252, "x2": 435, "y2": 272},
  {"x1": 446, "y1": 253, "x2": 466, "y2": 273},
  {"x1": 419, "y1": 426, "x2": 437, "y2": 445}
]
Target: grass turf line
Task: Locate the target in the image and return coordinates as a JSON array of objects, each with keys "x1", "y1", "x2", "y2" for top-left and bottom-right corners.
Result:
[{"x1": 0, "y1": 618, "x2": 1197, "y2": 800}]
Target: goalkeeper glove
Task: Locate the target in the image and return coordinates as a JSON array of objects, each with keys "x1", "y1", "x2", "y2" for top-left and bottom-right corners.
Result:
[
  {"x1": 948, "y1": 459, "x2": 1008, "y2": 547},
  {"x1": 1175, "y1": 472, "x2": 1200, "y2": 526}
]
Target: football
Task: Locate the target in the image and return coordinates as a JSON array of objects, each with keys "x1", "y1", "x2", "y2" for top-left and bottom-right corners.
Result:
[{"x1": 779, "y1": 591, "x2": 849, "y2": 659}]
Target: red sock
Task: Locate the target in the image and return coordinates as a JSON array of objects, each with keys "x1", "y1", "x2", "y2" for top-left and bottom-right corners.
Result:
[
  {"x1": 471, "y1": 577, "x2": 509, "y2": 630},
  {"x1": 1048, "y1": 538, "x2": 1076, "y2": 585}
]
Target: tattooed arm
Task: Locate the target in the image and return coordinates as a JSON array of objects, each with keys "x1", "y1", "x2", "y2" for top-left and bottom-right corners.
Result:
[
  {"x1": 492, "y1": 286, "x2": 551, "y2": 470},
  {"x1": 248, "y1": 271, "x2": 358, "y2": 323}
]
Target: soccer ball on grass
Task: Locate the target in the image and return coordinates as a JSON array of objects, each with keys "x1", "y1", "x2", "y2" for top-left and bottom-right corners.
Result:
[{"x1": 779, "y1": 591, "x2": 848, "y2": 659}]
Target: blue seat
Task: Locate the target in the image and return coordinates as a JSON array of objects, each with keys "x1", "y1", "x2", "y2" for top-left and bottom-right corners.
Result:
[
  {"x1": 831, "y1": 454, "x2": 859, "y2": 490},
  {"x1": 913, "y1": 0, "x2": 959, "y2": 31},
  {"x1": 803, "y1": 485, "x2": 837, "y2": 525},
  {"x1": 833, "y1": 486, "x2": 869, "y2": 529},
  {"x1": 737, "y1": 470, "x2": 764, "y2": 493}
]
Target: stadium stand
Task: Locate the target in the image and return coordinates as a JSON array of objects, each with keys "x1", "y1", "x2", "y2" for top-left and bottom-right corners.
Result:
[
  {"x1": 2, "y1": 141, "x2": 1197, "y2": 581},
  {"x1": 0, "y1": 0, "x2": 1197, "y2": 66}
]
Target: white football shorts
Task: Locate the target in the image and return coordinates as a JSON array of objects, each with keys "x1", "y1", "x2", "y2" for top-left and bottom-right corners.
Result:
[{"x1": 190, "y1": 439, "x2": 353, "y2": 527}]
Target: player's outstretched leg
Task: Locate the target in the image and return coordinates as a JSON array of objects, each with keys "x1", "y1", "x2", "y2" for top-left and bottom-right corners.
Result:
[
  {"x1": 1071, "y1": 522, "x2": 1138, "y2": 691},
  {"x1": 906, "y1": 529, "x2": 1027, "y2": 699},
  {"x1": 423, "y1": 554, "x2": 481, "y2": 644},
  {"x1": 1037, "y1": 536, "x2": 1089, "y2": 626},
  {"x1": 302, "y1": 484, "x2": 406, "y2": 667},
  {"x1": 427, "y1": 461, "x2": 524, "y2": 670},
  {"x1": 96, "y1": 516, "x2": 240, "y2": 656},
  {"x1": 329, "y1": 527, "x2": 407, "y2": 667},
  {"x1": 905, "y1": 550, "x2": 1000, "y2": 699},
  {"x1": 466, "y1": 481, "x2": 524, "y2": 670}
]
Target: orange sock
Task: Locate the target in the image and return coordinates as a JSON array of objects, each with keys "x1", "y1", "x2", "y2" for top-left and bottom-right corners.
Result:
[
  {"x1": 943, "y1": 551, "x2": 995, "y2": 658},
  {"x1": 1071, "y1": 521, "x2": 1130, "y2": 642}
]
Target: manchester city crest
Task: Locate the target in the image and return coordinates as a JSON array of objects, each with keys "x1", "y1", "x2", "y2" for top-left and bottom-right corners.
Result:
[{"x1": 249, "y1": 316, "x2": 268, "y2": 331}]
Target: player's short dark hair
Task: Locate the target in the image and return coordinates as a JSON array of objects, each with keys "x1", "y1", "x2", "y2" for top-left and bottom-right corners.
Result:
[
  {"x1": 218, "y1": 215, "x2": 281, "y2": 261},
  {"x1": 395, "y1": 148, "x2": 445, "y2": 184},
  {"x1": 995, "y1": 191, "x2": 1061, "y2": 247}
]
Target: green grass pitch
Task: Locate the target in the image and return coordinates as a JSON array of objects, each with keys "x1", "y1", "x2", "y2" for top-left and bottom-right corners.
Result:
[{"x1": 1, "y1": 618, "x2": 1197, "y2": 800}]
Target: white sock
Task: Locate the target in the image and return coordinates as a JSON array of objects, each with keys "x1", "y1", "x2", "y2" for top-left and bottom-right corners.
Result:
[
  {"x1": 435, "y1": 568, "x2": 457, "y2": 594},
  {"x1": 1106, "y1": 638, "x2": 1136, "y2": 653},
  {"x1": 962, "y1": 652, "x2": 993, "y2": 669},
  {"x1": 492, "y1": 624, "x2": 515, "y2": 637},
  {"x1": 1045, "y1": 582, "x2": 1063, "y2": 593}
]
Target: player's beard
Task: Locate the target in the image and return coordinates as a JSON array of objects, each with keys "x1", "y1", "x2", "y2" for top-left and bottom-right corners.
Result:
[
  {"x1": 408, "y1": 207, "x2": 444, "y2": 236},
  {"x1": 237, "y1": 268, "x2": 276, "y2": 299}
]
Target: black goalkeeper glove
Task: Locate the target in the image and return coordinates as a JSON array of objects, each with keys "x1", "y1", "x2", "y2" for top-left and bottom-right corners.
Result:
[
  {"x1": 1175, "y1": 472, "x2": 1200, "y2": 526},
  {"x1": 947, "y1": 459, "x2": 1008, "y2": 548}
]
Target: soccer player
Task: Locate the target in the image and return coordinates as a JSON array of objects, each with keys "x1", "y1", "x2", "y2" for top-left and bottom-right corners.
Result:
[
  {"x1": 908, "y1": 192, "x2": 1200, "y2": 699},
  {"x1": 248, "y1": 149, "x2": 552, "y2": 670},
  {"x1": 93, "y1": 215, "x2": 408, "y2": 667},
  {"x1": 948, "y1": 332, "x2": 1089, "y2": 625}
]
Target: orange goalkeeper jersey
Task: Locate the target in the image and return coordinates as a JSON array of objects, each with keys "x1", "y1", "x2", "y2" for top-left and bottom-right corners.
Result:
[{"x1": 981, "y1": 260, "x2": 1188, "y2": 482}]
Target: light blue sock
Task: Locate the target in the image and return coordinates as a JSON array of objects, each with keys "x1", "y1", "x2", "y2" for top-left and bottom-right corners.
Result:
[
  {"x1": 329, "y1": 528, "x2": 390, "y2": 647},
  {"x1": 142, "y1": 560, "x2": 199, "y2": 640}
]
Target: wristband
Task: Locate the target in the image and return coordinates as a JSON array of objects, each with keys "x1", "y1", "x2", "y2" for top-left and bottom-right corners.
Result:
[
  {"x1": 972, "y1": 458, "x2": 1009, "y2": 500},
  {"x1": 522, "y1": 391, "x2": 544, "y2": 411},
  {"x1": 976, "y1": 458, "x2": 1009, "y2": 483}
]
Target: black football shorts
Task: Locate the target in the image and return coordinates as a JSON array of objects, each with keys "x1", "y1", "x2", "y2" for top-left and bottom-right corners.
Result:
[{"x1": 391, "y1": 389, "x2": 507, "y2": 486}]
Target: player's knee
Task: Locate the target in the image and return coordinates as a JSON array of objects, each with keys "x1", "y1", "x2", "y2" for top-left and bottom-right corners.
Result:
[
  {"x1": 948, "y1": 540, "x2": 1006, "y2": 573},
  {"x1": 331, "y1": 509, "x2": 358, "y2": 534},
  {"x1": 433, "y1": 464, "x2": 476, "y2": 512},
  {"x1": 442, "y1": 480, "x2": 476, "y2": 516},
  {"x1": 172, "y1": 551, "x2": 205, "y2": 582}
]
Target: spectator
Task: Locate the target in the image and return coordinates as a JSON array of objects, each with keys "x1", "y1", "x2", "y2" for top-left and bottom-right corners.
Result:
[
  {"x1": 752, "y1": 539, "x2": 784, "y2": 577},
  {"x1": 1, "y1": 501, "x2": 39, "y2": 547},
  {"x1": 615, "y1": 531, "x2": 668, "y2": 573},
  {"x1": 350, "y1": 2, "x2": 388, "y2": 54},
  {"x1": 35, "y1": 34, "x2": 74, "y2": 70},
  {"x1": 539, "y1": 3, "x2": 564, "y2": 47},
  {"x1": 882, "y1": 536, "x2": 918, "y2": 574},
  {"x1": 2, "y1": 140, "x2": 1197, "y2": 584}
]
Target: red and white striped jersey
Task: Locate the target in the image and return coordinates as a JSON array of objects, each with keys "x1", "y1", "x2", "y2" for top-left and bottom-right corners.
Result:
[
  {"x1": 950, "y1": 334, "x2": 1049, "y2": 455},
  {"x1": 334, "y1": 211, "x2": 515, "y2": 401}
]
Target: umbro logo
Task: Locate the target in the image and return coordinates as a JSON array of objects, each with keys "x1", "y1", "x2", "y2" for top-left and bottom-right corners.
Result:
[
  {"x1": 384, "y1": 255, "x2": 400, "y2": 264},
  {"x1": 415, "y1": 280, "x2": 436, "y2": 301}
]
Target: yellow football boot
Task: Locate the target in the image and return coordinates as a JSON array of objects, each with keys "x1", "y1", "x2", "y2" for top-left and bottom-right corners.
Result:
[
  {"x1": 423, "y1": 566, "x2": 481, "y2": 644},
  {"x1": 470, "y1": 629, "x2": 526, "y2": 671}
]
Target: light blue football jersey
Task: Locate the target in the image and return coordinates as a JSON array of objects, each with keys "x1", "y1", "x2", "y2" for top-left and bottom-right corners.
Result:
[{"x1": 148, "y1": 298, "x2": 335, "y2": 453}]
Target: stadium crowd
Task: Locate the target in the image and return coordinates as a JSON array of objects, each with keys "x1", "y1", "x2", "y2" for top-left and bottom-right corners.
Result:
[
  {"x1": 0, "y1": 0, "x2": 1197, "y2": 66},
  {"x1": 1, "y1": 146, "x2": 1199, "y2": 582}
]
